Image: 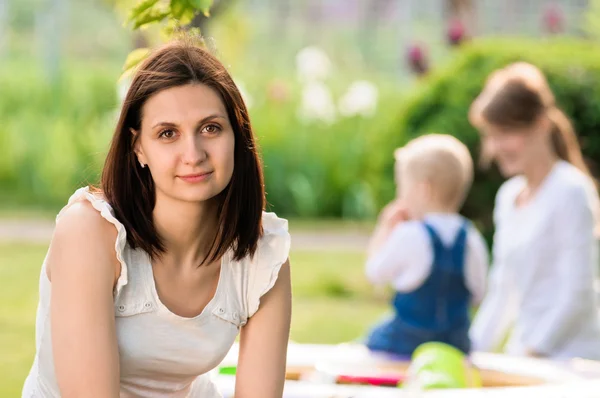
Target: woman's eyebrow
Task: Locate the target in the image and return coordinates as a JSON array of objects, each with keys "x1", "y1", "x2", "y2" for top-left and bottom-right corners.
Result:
[{"x1": 151, "y1": 114, "x2": 227, "y2": 130}]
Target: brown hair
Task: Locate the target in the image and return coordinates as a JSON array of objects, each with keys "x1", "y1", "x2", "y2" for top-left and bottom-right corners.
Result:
[
  {"x1": 99, "y1": 38, "x2": 264, "y2": 264},
  {"x1": 469, "y1": 62, "x2": 590, "y2": 175}
]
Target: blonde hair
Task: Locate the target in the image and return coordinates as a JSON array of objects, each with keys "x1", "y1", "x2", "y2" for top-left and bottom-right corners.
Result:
[{"x1": 395, "y1": 134, "x2": 474, "y2": 209}]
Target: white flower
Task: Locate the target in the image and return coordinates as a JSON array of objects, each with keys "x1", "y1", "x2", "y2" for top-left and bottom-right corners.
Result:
[
  {"x1": 234, "y1": 79, "x2": 253, "y2": 109},
  {"x1": 338, "y1": 80, "x2": 378, "y2": 118},
  {"x1": 298, "y1": 81, "x2": 336, "y2": 124},
  {"x1": 296, "y1": 46, "x2": 332, "y2": 82}
]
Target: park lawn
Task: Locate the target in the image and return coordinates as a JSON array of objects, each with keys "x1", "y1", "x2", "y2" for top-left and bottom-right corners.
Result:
[{"x1": 0, "y1": 244, "x2": 386, "y2": 396}]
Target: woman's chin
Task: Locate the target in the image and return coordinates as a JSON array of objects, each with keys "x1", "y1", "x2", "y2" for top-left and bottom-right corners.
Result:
[{"x1": 497, "y1": 163, "x2": 523, "y2": 178}]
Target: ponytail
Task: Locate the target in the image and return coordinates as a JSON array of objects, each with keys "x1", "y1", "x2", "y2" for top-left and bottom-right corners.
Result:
[
  {"x1": 547, "y1": 107, "x2": 600, "y2": 238},
  {"x1": 546, "y1": 107, "x2": 591, "y2": 176}
]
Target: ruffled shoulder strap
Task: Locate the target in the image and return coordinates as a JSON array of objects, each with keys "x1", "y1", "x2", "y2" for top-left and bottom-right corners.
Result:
[{"x1": 245, "y1": 211, "x2": 291, "y2": 318}]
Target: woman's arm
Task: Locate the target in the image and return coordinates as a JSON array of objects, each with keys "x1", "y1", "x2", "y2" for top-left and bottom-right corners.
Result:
[
  {"x1": 235, "y1": 260, "x2": 291, "y2": 398},
  {"x1": 470, "y1": 185, "x2": 517, "y2": 352},
  {"x1": 525, "y1": 187, "x2": 597, "y2": 356},
  {"x1": 48, "y1": 201, "x2": 121, "y2": 398},
  {"x1": 469, "y1": 258, "x2": 517, "y2": 352},
  {"x1": 364, "y1": 222, "x2": 430, "y2": 290}
]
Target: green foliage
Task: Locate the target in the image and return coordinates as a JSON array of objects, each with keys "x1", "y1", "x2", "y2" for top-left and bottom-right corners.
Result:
[
  {"x1": 0, "y1": 60, "x2": 120, "y2": 209},
  {"x1": 394, "y1": 38, "x2": 600, "y2": 242},
  {"x1": 247, "y1": 83, "x2": 401, "y2": 219},
  {"x1": 116, "y1": 0, "x2": 214, "y2": 73},
  {"x1": 0, "y1": 55, "x2": 403, "y2": 218},
  {"x1": 585, "y1": 0, "x2": 600, "y2": 41},
  {"x1": 124, "y1": 0, "x2": 211, "y2": 29},
  {"x1": 123, "y1": 48, "x2": 151, "y2": 75},
  {"x1": 7, "y1": 37, "x2": 600, "y2": 229}
]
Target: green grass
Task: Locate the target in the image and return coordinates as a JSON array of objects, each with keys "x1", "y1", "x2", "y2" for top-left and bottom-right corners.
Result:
[
  {"x1": 0, "y1": 244, "x2": 44, "y2": 396},
  {"x1": 0, "y1": 244, "x2": 386, "y2": 396},
  {"x1": 288, "y1": 218, "x2": 375, "y2": 234}
]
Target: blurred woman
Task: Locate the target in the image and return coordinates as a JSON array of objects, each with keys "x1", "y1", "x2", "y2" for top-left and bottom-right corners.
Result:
[{"x1": 469, "y1": 62, "x2": 600, "y2": 360}]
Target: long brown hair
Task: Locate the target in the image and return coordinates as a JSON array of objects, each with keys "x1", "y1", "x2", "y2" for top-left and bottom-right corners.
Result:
[
  {"x1": 469, "y1": 62, "x2": 590, "y2": 175},
  {"x1": 99, "y1": 38, "x2": 264, "y2": 264}
]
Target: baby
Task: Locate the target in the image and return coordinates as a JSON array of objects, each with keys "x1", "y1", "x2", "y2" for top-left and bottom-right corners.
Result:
[{"x1": 365, "y1": 134, "x2": 489, "y2": 356}]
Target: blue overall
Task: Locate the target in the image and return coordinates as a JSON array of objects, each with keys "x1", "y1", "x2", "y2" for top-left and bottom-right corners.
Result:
[{"x1": 366, "y1": 221, "x2": 472, "y2": 357}]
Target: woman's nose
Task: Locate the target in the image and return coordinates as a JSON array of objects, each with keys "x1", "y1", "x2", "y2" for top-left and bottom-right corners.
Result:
[{"x1": 181, "y1": 135, "x2": 207, "y2": 165}]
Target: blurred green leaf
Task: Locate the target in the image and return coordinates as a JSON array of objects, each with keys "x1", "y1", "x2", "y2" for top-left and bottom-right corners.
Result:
[
  {"x1": 127, "y1": 0, "x2": 159, "y2": 22},
  {"x1": 189, "y1": 0, "x2": 213, "y2": 17},
  {"x1": 586, "y1": 0, "x2": 600, "y2": 41},
  {"x1": 122, "y1": 47, "x2": 150, "y2": 73},
  {"x1": 169, "y1": 0, "x2": 188, "y2": 19},
  {"x1": 132, "y1": 6, "x2": 170, "y2": 29},
  {"x1": 178, "y1": 7, "x2": 197, "y2": 25}
]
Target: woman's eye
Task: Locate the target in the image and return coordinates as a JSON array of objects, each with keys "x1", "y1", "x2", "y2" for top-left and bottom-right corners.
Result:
[
  {"x1": 203, "y1": 124, "x2": 221, "y2": 135},
  {"x1": 159, "y1": 129, "x2": 176, "y2": 139}
]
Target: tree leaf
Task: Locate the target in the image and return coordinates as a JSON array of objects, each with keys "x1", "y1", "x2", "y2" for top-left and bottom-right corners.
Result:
[
  {"x1": 127, "y1": 0, "x2": 160, "y2": 22},
  {"x1": 132, "y1": 7, "x2": 170, "y2": 29},
  {"x1": 179, "y1": 7, "x2": 197, "y2": 25},
  {"x1": 169, "y1": 0, "x2": 187, "y2": 19},
  {"x1": 122, "y1": 47, "x2": 150, "y2": 72},
  {"x1": 189, "y1": 0, "x2": 213, "y2": 17}
]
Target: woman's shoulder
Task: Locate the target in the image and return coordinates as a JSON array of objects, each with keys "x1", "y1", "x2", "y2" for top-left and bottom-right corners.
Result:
[
  {"x1": 50, "y1": 187, "x2": 127, "y2": 288},
  {"x1": 55, "y1": 187, "x2": 125, "y2": 242},
  {"x1": 551, "y1": 161, "x2": 597, "y2": 197},
  {"x1": 496, "y1": 176, "x2": 526, "y2": 204},
  {"x1": 55, "y1": 188, "x2": 118, "y2": 245}
]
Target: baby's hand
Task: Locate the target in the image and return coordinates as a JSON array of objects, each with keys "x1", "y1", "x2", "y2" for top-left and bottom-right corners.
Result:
[{"x1": 379, "y1": 200, "x2": 410, "y2": 229}]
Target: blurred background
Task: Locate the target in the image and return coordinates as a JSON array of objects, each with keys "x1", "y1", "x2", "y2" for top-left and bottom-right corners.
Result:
[{"x1": 1, "y1": 0, "x2": 600, "y2": 395}]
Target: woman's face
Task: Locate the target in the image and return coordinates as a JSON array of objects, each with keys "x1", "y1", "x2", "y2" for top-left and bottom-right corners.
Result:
[
  {"x1": 134, "y1": 83, "x2": 235, "y2": 204},
  {"x1": 481, "y1": 122, "x2": 548, "y2": 177}
]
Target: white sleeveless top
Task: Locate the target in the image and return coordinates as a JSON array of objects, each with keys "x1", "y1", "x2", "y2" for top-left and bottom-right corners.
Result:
[{"x1": 22, "y1": 187, "x2": 291, "y2": 397}]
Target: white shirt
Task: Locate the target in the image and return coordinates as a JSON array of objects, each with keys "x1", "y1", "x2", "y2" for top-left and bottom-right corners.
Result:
[
  {"x1": 365, "y1": 214, "x2": 489, "y2": 304},
  {"x1": 22, "y1": 187, "x2": 291, "y2": 397},
  {"x1": 470, "y1": 161, "x2": 600, "y2": 360}
]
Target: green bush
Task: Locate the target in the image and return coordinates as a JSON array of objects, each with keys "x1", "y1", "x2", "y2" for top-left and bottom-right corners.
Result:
[
  {"x1": 0, "y1": 61, "x2": 120, "y2": 209},
  {"x1": 0, "y1": 58, "x2": 404, "y2": 218},
  {"x1": 393, "y1": 38, "x2": 600, "y2": 243},
  {"x1": 7, "y1": 38, "x2": 599, "y2": 228}
]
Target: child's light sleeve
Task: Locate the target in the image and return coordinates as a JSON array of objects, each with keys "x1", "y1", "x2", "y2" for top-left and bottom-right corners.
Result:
[{"x1": 365, "y1": 222, "x2": 428, "y2": 289}]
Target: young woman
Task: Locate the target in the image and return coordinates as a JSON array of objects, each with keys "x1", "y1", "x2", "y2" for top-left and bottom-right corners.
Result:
[
  {"x1": 22, "y1": 39, "x2": 292, "y2": 397},
  {"x1": 469, "y1": 62, "x2": 600, "y2": 360}
]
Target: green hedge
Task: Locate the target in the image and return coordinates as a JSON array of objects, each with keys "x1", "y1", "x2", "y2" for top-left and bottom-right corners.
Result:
[
  {"x1": 0, "y1": 58, "x2": 403, "y2": 217},
  {"x1": 4, "y1": 38, "x2": 600, "y2": 228},
  {"x1": 393, "y1": 38, "x2": 600, "y2": 242},
  {"x1": 0, "y1": 60, "x2": 119, "y2": 210}
]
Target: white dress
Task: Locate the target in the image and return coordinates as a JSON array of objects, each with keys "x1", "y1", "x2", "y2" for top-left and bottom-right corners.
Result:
[
  {"x1": 470, "y1": 161, "x2": 600, "y2": 359},
  {"x1": 22, "y1": 187, "x2": 291, "y2": 397}
]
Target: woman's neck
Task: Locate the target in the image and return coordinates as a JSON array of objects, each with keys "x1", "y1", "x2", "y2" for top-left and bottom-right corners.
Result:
[
  {"x1": 152, "y1": 194, "x2": 220, "y2": 268},
  {"x1": 523, "y1": 153, "x2": 559, "y2": 191},
  {"x1": 516, "y1": 152, "x2": 559, "y2": 207}
]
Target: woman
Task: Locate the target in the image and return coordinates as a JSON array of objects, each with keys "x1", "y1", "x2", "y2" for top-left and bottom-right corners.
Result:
[
  {"x1": 469, "y1": 62, "x2": 600, "y2": 360},
  {"x1": 22, "y1": 39, "x2": 292, "y2": 397}
]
